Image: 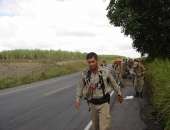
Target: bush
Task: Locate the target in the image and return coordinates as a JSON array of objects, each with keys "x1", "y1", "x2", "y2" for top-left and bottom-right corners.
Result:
[{"x1": 145, "y1": 59, "x2": 170, "y2": 130}]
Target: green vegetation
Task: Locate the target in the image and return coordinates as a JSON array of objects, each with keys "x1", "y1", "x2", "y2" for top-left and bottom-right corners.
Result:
[
  {"x1": 0, "y1": 49, "x2": 122, "y2": 63},
  {"x1": 107, "y1": 0, "x2": 170, "y2": 128},
  {"x1": 145, "y1": 59, "x2": 170, "y2": 130},
  {"x1": 0, "y1": 49, "x2": 87, "y2": 89},
  {"x1": 0, "y1": 61, "x2": 86, "y2": 89},
  {"x1": 99, "y1": 55, "x2": 124, "y2": 63},
  {"x1": 0, "y1": 49, "x2": 120, "y2": 89},
  {"x1": 107, "y1": 0, "x2": 170, "y2": 58},
  {"x1": 0, "y1": 49, "x2": 85, "y2": 62}
]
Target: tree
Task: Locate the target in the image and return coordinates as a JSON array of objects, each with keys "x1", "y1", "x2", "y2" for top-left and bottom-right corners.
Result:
[{"x1": 107, "y1": 0, "x2": 170, "y2": 58}]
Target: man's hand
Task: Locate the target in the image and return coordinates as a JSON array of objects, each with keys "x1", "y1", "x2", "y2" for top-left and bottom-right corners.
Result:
[
  {"x1": 118, "y1": 95, "x2": 123, "y2": 103},
  {"x1": 75, "y1": 99, "x2": 80, "y2": 110}
]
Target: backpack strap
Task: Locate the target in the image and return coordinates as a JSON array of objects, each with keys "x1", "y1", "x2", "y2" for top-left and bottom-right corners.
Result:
[
  {"x1": 86, "y1": 70, "x2": 91, "y2": 82},
  {"x1": 83, "y1": 69, "x2": 106, "y2": 98},
  {"x1": 82, "y1": 70, "x2": 91, "y2": 86},
  {"x1": 99, "y1": 70, "x2": 106, "y2": 97}
]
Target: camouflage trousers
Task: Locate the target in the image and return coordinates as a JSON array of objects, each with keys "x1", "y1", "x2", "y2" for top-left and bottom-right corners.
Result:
[
  {"x1": 115, "y1": 73, "x2": 122, "y2": 85},
  {"x1": 90, "y1": 103, "x2": 111, "y2": 130},
  {"x1": 134, "y1": 76, "x2": 144, "y2": 93}
]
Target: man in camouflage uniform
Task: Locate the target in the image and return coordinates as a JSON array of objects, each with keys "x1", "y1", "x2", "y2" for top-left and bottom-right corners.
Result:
[
  {"x1": 75, "y1": 52, "x2": 123, "y2": 130},
  {"x1": 127, "y1": 59, "x2": 134, "y2": 79},
  {"x1": 121, "y1": 58, "x2": 128, "y2": 79},
  {"x1": 133, "y1": 60, "x2": 145, "y2": 98},
  {"x1": 112, "y1": 60, "x2": 123, "y2": 87}
]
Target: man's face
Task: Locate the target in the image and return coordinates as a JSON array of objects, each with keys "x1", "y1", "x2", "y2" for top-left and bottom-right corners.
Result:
[{"x1": 87, "y1": 57, "x2": 98, "y2": 70}]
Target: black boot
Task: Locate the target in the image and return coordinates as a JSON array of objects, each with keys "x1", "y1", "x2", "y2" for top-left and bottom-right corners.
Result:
[
  {"x1": 135, "y1": 92, "x2": 139, "y2": 97},
  {"x1": 139, "y1": 92, "x2": 143, "y2": 98}
]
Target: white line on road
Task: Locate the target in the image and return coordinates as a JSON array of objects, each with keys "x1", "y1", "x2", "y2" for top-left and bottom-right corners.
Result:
[
  {"x1": 124, "y1": 96, "x2": 134, "y2": 100},
  {"x1": 84, "y1": 121, "x2": 92, "y2": 130},
  {"x1": 0, "y1": 73, "x2": 79, "y2": 97},
  {"x1": 0, "y1": 86, "x2": 36, "y2": 96},
  {"x1": 110, "y1": 91, "x2": 114, "y2": 96},
  {"x1": 84, "y1": 91, "x2": 115, "y2": 130},
  {"x1": 44, "y1": 86, "x2": 74, "y2": 96}
]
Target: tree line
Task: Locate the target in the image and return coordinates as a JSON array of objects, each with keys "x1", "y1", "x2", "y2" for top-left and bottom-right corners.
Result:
[{"x1": 107, "y1": 0, "x2": 170, "y2": 59}]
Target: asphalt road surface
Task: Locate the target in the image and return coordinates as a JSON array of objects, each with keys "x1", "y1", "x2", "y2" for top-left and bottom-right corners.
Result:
[{"x1": 0, "y1": 73, "x2": 146, "y2": 130}]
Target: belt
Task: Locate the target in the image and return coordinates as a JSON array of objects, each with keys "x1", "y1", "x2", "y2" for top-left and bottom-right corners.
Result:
[{"x1": 88, "y1": 93, "x2": 110, "y2": 105}]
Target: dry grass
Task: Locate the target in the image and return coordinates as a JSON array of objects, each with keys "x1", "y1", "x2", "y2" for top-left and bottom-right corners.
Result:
[
  {"x1": 0, "y1": 60, "x2": 86, "y2": 89},
  {"x1": 0, "y1": 49, "x2": 120, "y2": 89}
]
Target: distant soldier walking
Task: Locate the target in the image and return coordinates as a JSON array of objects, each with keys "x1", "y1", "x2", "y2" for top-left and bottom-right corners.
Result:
[
  {"x1": 133, "y1": 60, "x2": 145, "y2": 98},
  {"x1": 75, "y1": 52, "x2": 123, "y2": 130},
  {"x1": 121, "y1": 58, "x2": 128, "y2": 79},
  {"x1": 127, "y1": 59, "x2": 134, "y2": 79},
  {"x1": 112, "y1": 59, "x2": 123, "y2": 87}
]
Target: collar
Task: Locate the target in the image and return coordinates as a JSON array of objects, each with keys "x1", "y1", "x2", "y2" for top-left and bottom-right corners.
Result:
[{"x1": 88, "y1": 66, "x2": 103, "y2": 74}]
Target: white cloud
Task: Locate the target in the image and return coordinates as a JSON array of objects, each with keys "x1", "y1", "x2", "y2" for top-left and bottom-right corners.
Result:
[{"x1": 0, "y1": 0, "x2": 140, "y2": 58}]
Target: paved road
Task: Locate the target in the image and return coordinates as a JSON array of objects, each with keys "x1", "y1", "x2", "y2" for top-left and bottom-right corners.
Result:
[
  {"x1": 0, "y1": 73, "x2": 91, "y2": 130},
  {"x1": 0, "y1": 73, "x2": 146, "y2": 130},
  {"x1": 111, "y1": 80, "x2": 146, "y2": 130}
]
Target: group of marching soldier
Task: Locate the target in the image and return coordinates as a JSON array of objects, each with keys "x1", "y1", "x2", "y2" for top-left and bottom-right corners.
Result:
[
  {"x1": 111, "y1": 58, "x2": 145, "y2": 98},
  {"x1": 75, "y1": 52, "x2": 145, "y2": 130}
]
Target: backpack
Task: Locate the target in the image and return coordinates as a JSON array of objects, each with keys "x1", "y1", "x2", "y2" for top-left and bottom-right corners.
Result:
[{"x1": 82, "y1": 70, "x2": 106, "y2": 98}]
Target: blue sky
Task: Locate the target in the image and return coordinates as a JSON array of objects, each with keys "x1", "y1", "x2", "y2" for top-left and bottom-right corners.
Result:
[
  {"x1": 0, "y1": 0, "x2": 140, "y2": 58},
  {"x1": 0, "y1": 11, "x2": 10, "y2": 16},
  {"x1": 0, "y1": 10, "x2": 15, "y2": 16},
  {"x1": 0, "y1": 0, "x2": 16, "y2": 16}
]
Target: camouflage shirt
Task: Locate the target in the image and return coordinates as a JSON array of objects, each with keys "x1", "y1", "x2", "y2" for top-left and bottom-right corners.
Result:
[
  {"x1": 134, "y1": 63, "x2": 145, "y2": 77},
  {"x1": 76, "y1": 66, "x2": 122, "y2": 101}
]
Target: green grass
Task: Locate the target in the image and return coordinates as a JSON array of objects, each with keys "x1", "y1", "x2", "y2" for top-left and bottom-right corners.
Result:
[
  {"x1": 0, "y1": 49, "x2": 122, "y2": 63},
  {"x1": 0, "y1": 61, "x2": 86, "y2": 89},
  {"x1": 0, "y1": 49, "x2": 85, "y2": 62},
  {"x1": 99, "y1": 55, "x2": 125, "y2": 64},
  {"x1": 0, "y1": 49, "x2": 122, "y2": 90},
  {"x1": 145, "y1": 59, "x2": 170, "y2": 130}
]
